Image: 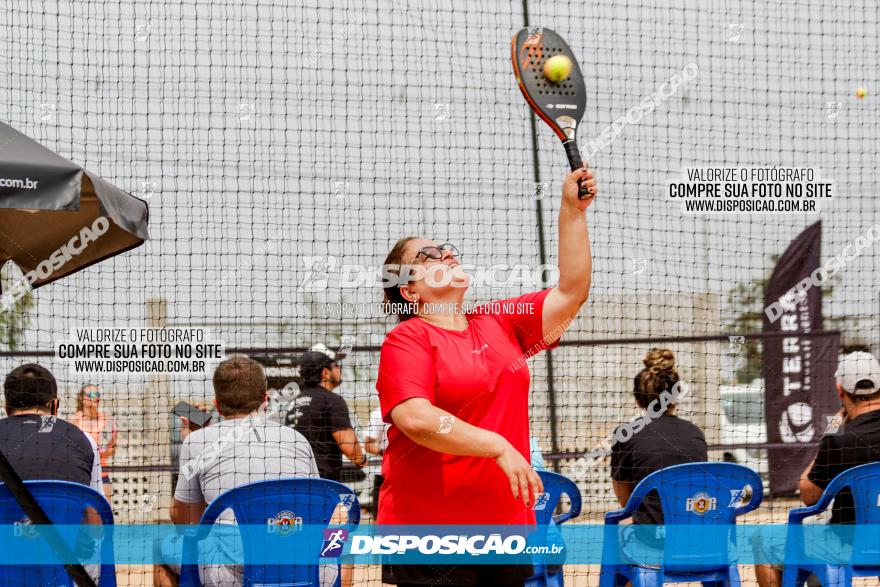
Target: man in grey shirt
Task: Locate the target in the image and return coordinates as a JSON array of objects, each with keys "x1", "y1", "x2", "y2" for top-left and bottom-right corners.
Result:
[
  {"x1": 176, "y1": 415, "x2": 319, "y2": 510},
  {"x1": 155, "y1": 355, "x2": 328, "y2": 587}
]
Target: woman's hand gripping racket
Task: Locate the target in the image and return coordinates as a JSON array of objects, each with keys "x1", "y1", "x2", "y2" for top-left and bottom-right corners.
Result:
[{"x1": 512, "y1": 27, "x2": 593, "y2": 199}]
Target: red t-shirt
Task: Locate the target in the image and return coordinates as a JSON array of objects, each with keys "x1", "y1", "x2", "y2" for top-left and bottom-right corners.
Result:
[{"x1": 376, "y1": 289, "x2": 559, "y2": 525}]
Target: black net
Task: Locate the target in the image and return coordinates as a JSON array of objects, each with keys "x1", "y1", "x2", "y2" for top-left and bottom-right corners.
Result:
[{"x1": 1, "y1": 0, "x2": 879, "y2": 584}]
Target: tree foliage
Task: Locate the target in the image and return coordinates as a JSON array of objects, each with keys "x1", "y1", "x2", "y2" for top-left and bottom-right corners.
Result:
[{"x1": 0, "y1": 264, "x2": 34, "y2": 350}]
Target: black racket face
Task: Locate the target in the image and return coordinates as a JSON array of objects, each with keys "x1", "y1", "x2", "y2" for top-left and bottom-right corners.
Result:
[{"x1": 512, "y1": 28, "x2": 587, "y2": 142}]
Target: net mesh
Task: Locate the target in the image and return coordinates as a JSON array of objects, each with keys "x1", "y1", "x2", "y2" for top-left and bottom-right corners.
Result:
[{"x1": 1, "y1": 0, "x2": 879, "y2": 584}]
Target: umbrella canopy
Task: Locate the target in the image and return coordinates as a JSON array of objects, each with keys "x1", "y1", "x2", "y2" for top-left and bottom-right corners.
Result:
[{"x1": 0, "y1": 121, "x2": 148, "y2": 289}]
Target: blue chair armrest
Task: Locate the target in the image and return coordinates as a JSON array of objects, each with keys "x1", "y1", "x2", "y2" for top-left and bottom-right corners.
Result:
[
  {"x1": 345, "y1": 501, "x2": 361, "y2": 527},
  {"x1": 788, "y1": 503, "x2": 828, "y2": 525},
  {"x1": 81, "y1": 490, "x2": 118, "y2": 587},
  {"x1": 200, "y1": 498, "x2": 230, "y2": 526},
  {"x1": 793, "y1": 471, "x2": 854, "y2": 522},
  {"x1": 605, "y1": 480, "x2": 654, "y2": 525},
  {"x1": 178, "y1": 528, "x2": 205, "y2": 587},
  {"x1": 552, "y1": 482, "x2": 582, "y2": 525},
  {"x1": 788, "y1": 479, "x2": 839, "y2": 525},
  {"x1": 179, "y1": 492, "x2": 235, "y2": 584},
  {"x1": 604, "y1": 509, "x2": 631, "y2": 525},
  {"x1": 553, "y1": 511, "x2": 575, "y2": 524},
  {"x1": 601, "y1": 510, "x2": 629, "y2": 568},
  {"x1": 783, "y1": 504, "x2": 830, "y2": 564}
]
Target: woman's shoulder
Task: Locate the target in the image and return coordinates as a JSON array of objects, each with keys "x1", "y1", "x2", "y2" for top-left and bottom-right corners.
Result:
[
  {"x1": 382, "y1": 317, "x2": 432, "y2": 348},
  {"x1": 613, "y1": 412, "x2": 700, "y2": 440},
  {"x1": 386, "y1": 317, "x2": 427, "y2": 336},
  {"x1": 467, "y1": 289, "x2": 552, "y2": 316}
]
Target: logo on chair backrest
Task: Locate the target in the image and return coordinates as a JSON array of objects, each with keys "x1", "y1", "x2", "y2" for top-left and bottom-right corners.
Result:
[
  {"x1": 533, "y1": 492, "x2": 550, "y2": 511},
  {"x1": 686, "y1": 492, "x2": 717, "y2": 515},
  {"x1": 267, "y1": 510, "x2": 303, "y2": 535},
  {"x1": 13, "y1": 515, "x2": 37, "y2": 538},
  {"x1": 339, "y1": 493, "x2": 356, "y2": 510},
  {"x1": 728, "y1": 489, "x2": 747, "y2": 507}
]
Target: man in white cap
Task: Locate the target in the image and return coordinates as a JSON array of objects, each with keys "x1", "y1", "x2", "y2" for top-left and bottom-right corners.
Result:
[
  {"x1": 798, "y1": 351, "x2": 880, "y2": 512},
  {"x1": 757, "y1": 351, "x2": 880, "y2": 587}
]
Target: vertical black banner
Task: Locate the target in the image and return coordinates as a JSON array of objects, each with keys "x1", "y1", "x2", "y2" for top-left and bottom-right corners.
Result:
[{"x1": 762, "y1": 221, "x2": 840, "y2": 493}]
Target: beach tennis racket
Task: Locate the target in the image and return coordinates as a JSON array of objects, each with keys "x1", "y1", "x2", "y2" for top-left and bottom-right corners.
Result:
[{"x1": 512, "y1": 27, "x2": 590, "y2": 198}]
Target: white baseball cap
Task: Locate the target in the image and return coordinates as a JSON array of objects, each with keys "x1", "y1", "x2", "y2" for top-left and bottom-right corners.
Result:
[
  {"x1": 309, "y1": 343, "x2": 346, "y2": 362},
  {"x1": 835, "y1": 351, "x2": 880, "y2": 395}
]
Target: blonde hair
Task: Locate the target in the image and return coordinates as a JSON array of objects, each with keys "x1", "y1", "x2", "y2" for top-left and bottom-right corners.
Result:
[
  {"x1": 76, "y1": 384, "x2": 100, "y2": 413},
  {"x1": 633, "y1": 348, "x2": 680, "y2": 410}
]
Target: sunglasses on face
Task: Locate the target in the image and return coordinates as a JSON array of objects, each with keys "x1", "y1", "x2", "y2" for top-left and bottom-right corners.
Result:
[
  {"x1": 415, "y1": 243, "x2": 460, "y2": 262},
  {"x1": 86, "y1": 392, "x2": 101, "y2": 400}
]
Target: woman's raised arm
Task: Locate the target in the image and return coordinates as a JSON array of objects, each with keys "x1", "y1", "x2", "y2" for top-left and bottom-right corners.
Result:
[{"x1": 542, "y1": 166, "x2": 597, "y2": 341}]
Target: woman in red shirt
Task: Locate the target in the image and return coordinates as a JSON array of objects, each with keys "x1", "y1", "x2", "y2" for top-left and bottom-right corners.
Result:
[{"x1": 376, "y1": 167, "x2": 597, "y2": 586}]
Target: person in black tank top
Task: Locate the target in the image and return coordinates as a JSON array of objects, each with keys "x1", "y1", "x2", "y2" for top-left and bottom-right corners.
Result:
[{"x1": 610, "y1": 349, "x2": 708, "y2": 527}]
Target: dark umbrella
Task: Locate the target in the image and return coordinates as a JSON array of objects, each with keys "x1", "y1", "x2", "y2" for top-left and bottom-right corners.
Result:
[
  {"x1": 0, "y1": 121, "x2": 148, "y2": 290},
  {"x1": 0, "y1": 122, "x2": 150, "y2": 586}
]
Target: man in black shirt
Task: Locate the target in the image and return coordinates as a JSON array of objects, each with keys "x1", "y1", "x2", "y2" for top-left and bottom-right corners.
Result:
[
  {"x1": 756, "y1": 351, "x2": 880, "y2": 587},
  {"x1": 0, "y1": 363, "x2": 103, "y2": 491},
  {"x1": 801, "y1": 351, "x2": 880, "y2": 519},
  {"x1": 0, "y1": 364, "x2": 105, "y2": 583},
  {"x1": 283, "y1": 344, "x2": 367, "y2": 480}
]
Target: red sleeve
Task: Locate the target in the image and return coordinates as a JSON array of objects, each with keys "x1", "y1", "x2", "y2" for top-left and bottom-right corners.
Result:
[
  {"x1": 376, "y1": 323, "x2": 436, "y2": 423},
  {"x1": 476, "y1": 288, "x2": 560, "y2": 354}
]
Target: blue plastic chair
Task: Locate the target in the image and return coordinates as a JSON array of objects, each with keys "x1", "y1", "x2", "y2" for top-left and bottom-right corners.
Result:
[
  {"x1": 0, "y1": 480, "x2": 116, "y2": 586},
  {"x1": 782, "y1": 462, "x2": 880, "y2": 587},
  {"x1": 525, "y1": 470, "x2": 583, "y2": 587},
  {"x1": 599, "y1": 462, "x2": 763, "y2": 587},
  {"x1": 180, "y1": 478, "x2": 360, "y2": 587}
]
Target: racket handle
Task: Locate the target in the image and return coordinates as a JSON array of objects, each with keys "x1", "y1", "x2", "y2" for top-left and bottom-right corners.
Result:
[{"x1": 563, "y1": 140, "x2": 590, "y2": 199}]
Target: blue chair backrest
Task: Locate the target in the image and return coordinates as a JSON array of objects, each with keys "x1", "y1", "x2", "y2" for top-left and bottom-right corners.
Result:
[
  {"x1": 817, "y1": 462, "x2": 880, "y2": 525},
  {"x1": 535, "y1": 471, "x2": 581, "y2": 525},
  {"x1": 0, "y1": 480, "x2": 115, "y2": 586},
  {"x1": 189, "y1": 478, "x2": 360, "y2": 586},
  {"x1": 809, "y1": 462, "x2": 880, "y2": 565},
  {"x1": 626, "y1": 462, "x2": 762, "y2": 571}
]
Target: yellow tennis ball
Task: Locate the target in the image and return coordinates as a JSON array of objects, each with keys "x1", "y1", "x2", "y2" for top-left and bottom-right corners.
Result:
[
  {"x1": 543, "y1": 55, "x2": 573, "y2": 83},
  {"x1": 856, "y1": 87, "x2": 867, "y2": 99}
]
